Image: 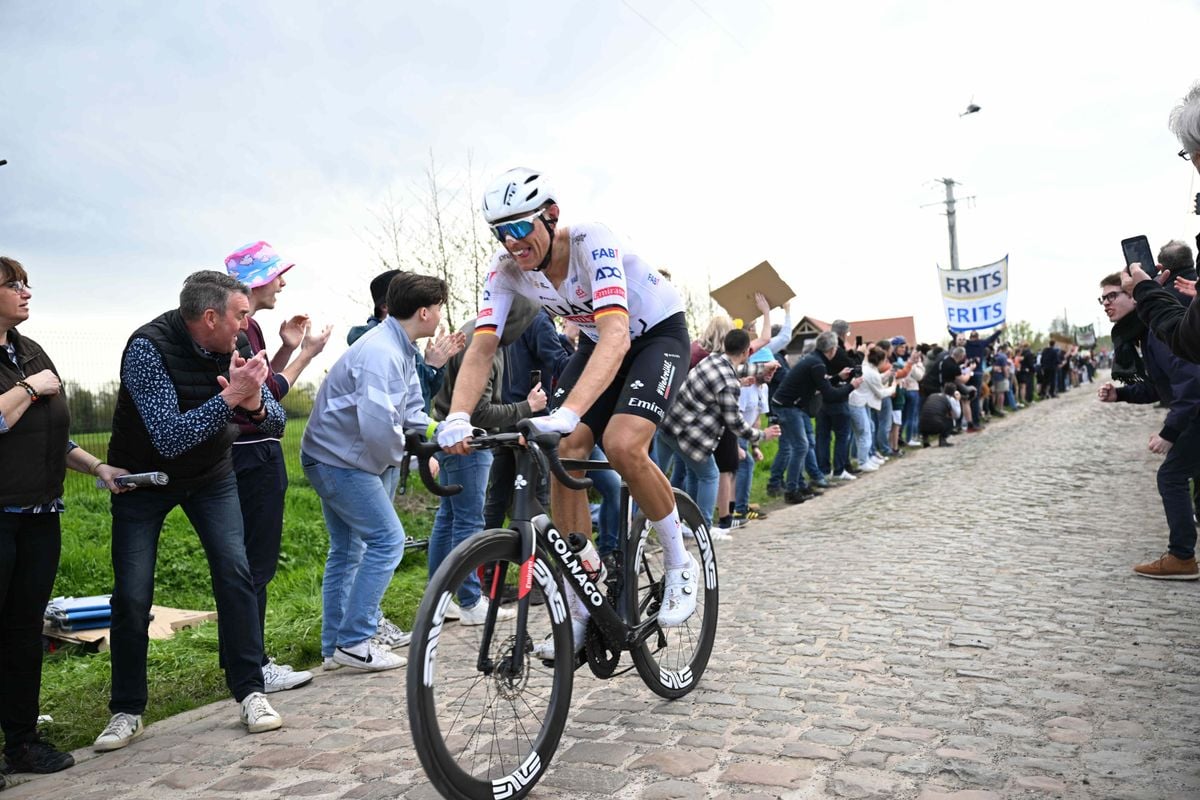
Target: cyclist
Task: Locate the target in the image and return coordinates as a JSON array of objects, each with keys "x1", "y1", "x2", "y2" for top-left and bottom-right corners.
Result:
[{"x1": 437, "y1": 167, "x2": 695, "y2": 658}]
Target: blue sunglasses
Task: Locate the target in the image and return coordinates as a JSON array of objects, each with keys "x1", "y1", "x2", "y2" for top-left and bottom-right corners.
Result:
[{"x1": 490, "y1": 210, "x2": 542, "y2": 243}]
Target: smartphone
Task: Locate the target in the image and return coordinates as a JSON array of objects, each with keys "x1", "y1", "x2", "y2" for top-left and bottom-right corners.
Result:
[
  {"x1": 1121, "y1": 235, "x2": 1158, "y2": 278},
  {"x1": 855, "y1": 335, "x2": 863, "y2": 348},
  {"x1": 530, "y1": 369, "x2": 542, "y2": 388}
]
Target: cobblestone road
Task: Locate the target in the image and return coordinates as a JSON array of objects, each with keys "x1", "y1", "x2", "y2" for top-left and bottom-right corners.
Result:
[{"x1": 8, "y1": 378, "x2": 1199, "y2": 799}]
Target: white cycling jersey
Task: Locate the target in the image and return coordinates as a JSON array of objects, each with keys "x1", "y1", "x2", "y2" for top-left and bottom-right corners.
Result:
[{"x1": 475, "y1": 222, "x2": 684, "y2": 343}]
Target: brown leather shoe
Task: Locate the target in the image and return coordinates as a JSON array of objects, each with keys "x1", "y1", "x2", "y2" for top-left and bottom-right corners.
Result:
[{"x1": 1133, "y1": 553, "x2": 1200, "y2": 580}]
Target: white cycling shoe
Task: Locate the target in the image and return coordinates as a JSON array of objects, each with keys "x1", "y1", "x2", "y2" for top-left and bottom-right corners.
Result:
[
  {"x1": 532, "y1": 615, "x2": 588, "y2": 661},
  {"x1": 657, "y1": 554, "x2": 699, "y2": 627}
]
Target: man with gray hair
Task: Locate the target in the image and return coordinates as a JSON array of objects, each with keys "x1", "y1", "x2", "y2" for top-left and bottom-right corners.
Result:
[
  {"x1": 94, "y1": 270, "x2": 287, "y2": 752},
  {"x1": 772, "y1": 330, "x2": 863, "y2": 495},
  {"x1": 814, "y1": 321, "x2": 857, "y2": 480}
]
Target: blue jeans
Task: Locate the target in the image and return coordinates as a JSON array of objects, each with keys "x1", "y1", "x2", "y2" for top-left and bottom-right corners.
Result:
[
  {"x1": 734, "y1": 438, "x2": 754, "y2": 513},
  {"x1": 589, "y1": 446, "x2": 623, "y2": 556},
  {"x1": 428, "y1": 449, "x2": 494, "y2": 610},
  {"x1": 776, "y1": 406, "x2": 811, "y2": 493},
  {"x1": 766, "y1": 428, "x2": 791, "y2": 490},
  {"x1": 302, "y1": 453, "x2": 406, "y2": 656},
  {"x1": 848, "y1": 405, "x2": 873, "y2": 465},
  {"x1": 816, "y1": 403, "x2": 852, "y2": 475},
  {"x1": 798, "y1": 411, "x2": 823, "y2": 483},
  {"x1": 109, "y1": 473, "x2": 264, "y2": 712},
  {"x1": 654, "y1": 431, "x2": 718, "y2": 529},
  {"x1": 901, "y1": 390, "x2": 921, "y2": 442},
  {"x1": 874, "y1": 397, "x2": 893, "y2": 455}
]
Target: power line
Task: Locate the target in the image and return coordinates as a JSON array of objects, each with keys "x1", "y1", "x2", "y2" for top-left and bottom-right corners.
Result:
[{"x1": 620, "y1": 0, "x2": 679, "y2": 48}]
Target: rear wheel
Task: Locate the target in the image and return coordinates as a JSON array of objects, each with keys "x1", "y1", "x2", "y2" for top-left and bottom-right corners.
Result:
[
  {"x1": 627, "y1": 489, "x2": 719, "y2": 698},
  {"x1": 407, "y1": 529, "x2": 573, "y2": 800}
]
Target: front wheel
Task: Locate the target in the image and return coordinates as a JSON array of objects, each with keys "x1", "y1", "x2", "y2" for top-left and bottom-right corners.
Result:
[
  {"x1": 407, "y1": 529, "x2": 574, "y2": 800},
  {"x1": 627, "y1": 489, "x2": 719, "y2": 698}
]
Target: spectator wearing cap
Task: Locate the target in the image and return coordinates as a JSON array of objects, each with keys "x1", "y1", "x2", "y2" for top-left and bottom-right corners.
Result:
[
  {"x1": 223, "y1": 242, "x2": 332, "y2": 693},
  {"x1": 348, "y1": 270, "x2": 465, "y2": 412},
  {"x1": 94, "y1": 271, "x2": 288, "y2": 752}
]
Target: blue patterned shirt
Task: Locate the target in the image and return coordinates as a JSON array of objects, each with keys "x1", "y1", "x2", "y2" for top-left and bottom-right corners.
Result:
[{"x1": 122, "y1": 337, "x2": 285, "y2": 459}]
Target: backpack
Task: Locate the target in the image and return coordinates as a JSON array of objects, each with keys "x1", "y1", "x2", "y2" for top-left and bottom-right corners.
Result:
[{"x1": 919, "y1": 353, "x2": 946, "y2": 396}]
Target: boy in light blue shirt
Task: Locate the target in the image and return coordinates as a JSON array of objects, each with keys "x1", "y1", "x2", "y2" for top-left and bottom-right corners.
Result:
[{"x1": 301, "y1": 272, "x2": 446, "y2": 672}]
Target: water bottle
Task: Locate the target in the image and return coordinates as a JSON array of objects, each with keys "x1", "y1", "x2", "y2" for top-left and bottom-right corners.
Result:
[{"x1": 567, "y1": 533, "x2": 607, "y2": 584}]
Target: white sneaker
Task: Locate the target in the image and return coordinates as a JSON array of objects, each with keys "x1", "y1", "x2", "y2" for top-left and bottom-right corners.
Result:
[
  {"x1": 868, "y1": 456, "x2": 886, "y2": 467},
  {"x1": 710, "y1": 529, "x2": 733, "y2": 542},
  {"x1": 658, "y1": 554, "x2": 699, "y2": 627},
  {"x1": 906, "y1": 439, "x2": 921, "y2": 447},
  {"x1": 458, "y1": 597, "x2": 517, "y2": 626},
  {"x1": 834, "y1": 470, "x2": 857, "y2": 481},
  {"x1": 322, "y1": 656, "x2": 342, "y2": 672},
  {"x1": 262, "y1": 659, "x2": 313, "y2": 693},
  {"x1": 240, "y1": 691, "x2": 283, "y2": 733},
  {"x1": 443, "y1": 600, "x2": 462, "y2": 621},
  {"x1": 532, "y1": 616, "x2": 588, "y2": 661},
  {"x1": 93, "y1": 712, "x2": 144, "y2": 752},
  {"x1": 372, "y1": 617, "x2": 411, "y2": 649},
  {"x1": 332, "y1": 640, "x2": 406, "y2": 671},
  {"x1": 858, "y1": 461, "x2": 879, "y2": 472}
]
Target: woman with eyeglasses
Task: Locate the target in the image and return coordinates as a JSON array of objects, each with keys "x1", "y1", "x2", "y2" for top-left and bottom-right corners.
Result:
[{"x1": 0, "y1": 257, "x2": 129, "y2": 783}]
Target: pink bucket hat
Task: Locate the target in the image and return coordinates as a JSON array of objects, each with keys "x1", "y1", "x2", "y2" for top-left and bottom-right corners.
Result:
[{"x1": 224, "y1": 241, "x2": 295, "y2": 288}]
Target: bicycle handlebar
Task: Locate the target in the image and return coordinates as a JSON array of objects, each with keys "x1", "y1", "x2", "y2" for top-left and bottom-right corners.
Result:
[
  {"x1": 516, "y1": 420, "x2": 593, "y2": 491},
  {"x1": 402, "y1": 422, "x2": 593, "y2": 498},
  {"x1": 402, "y1": 433, "x2": 462, "y2": 497}
]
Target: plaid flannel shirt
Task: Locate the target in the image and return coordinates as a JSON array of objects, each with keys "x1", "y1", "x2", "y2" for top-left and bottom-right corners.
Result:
[{"x1": 662, "y1": 352, "x2": 762, "y2": 462}]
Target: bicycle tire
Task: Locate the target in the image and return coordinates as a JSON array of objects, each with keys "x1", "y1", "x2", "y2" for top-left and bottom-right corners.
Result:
[
  {"x1": 407, "y1": 529, "x2": 574, "y2": 800},
  {"x1": 626, "y1": 489, "x2": 719, "y2": 699}
]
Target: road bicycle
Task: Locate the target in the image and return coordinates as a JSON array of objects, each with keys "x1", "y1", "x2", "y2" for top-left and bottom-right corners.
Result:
[{"x1": 403, "y1": 422, "x2": 719, "y2": 800}]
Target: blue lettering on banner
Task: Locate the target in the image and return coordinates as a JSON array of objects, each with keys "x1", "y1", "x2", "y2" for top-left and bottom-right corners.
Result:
[
  {"x1": 944, "y1": 269, "x2": 1004, "y2": 295},
  {"x1": 594, "y1": 265, "x2": 622, "y2": 281},
  {"x1": 590, "y1": 248, "x2": 618, "y2": 260}
]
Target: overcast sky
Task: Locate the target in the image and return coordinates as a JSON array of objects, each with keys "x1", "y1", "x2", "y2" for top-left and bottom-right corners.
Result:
[{"x1": 3, "y1": 1, "x2": 1199, "y2": 384}]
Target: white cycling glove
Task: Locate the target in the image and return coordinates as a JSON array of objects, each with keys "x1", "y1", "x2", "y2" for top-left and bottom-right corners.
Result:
[
  {"x1": 436, "y1": 412, "x2": 474, "y2": 448},
  {"x1": 525, "y1": 407, "x2": 580, "y2": 436}
]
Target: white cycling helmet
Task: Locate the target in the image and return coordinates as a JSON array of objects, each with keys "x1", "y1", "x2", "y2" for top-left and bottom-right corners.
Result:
[{"x1": 481, "y1": 167, "x2": 557, "y2": 223}]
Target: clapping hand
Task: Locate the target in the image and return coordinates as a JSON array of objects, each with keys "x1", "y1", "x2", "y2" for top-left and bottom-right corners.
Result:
[
  {"x1": 279, "y1": 315, "x2": 310, "y2": 350},
  {"x1": 218, "y1": 351, "x2": 269, "y2": 405},
  {"x1": 425, "y1": 326, "x2": 467, "y2": 369},
  {"x1": 301, "y1": 322, "x2": 333, "y2": 356}
]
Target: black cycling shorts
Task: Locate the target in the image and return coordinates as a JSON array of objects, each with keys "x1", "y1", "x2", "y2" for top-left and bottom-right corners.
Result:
[{"x1": 551, "y1": 312, "x2": 690, "y2": 443}]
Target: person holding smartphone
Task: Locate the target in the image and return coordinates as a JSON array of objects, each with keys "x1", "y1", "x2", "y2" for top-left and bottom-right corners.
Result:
[{"x1": 1097, "y1": 270, "x2": 1200, "y2": 580}]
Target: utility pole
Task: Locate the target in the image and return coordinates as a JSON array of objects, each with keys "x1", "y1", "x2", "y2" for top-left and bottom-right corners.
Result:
[{"x1": 940, "y1": 178, "x2": 960, "y2": 271}]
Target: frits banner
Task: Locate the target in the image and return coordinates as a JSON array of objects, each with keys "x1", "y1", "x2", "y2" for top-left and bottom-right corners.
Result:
[{"x1": 938, "y1": 256, "x2": 1008, "y2": 333}]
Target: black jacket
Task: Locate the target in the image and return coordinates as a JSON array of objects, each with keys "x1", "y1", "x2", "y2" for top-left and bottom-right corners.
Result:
[
  {"x1": 773, "y1": 351, "x2": 854, "y2": 414},
  {"x1": 0, "y1": 329, "x2": 71, "y2": 506},
  {"x1": 1133, "y1": 280, "x2": 1200, "y2": 364},
  {"x1": 1115, "y1": 320, "x2": 1200, "y2": 443}
]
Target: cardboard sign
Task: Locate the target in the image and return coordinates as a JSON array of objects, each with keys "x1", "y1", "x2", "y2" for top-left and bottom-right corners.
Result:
[{"x1": 710, "y1": 261, "x2": 796, "y2": 323}]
